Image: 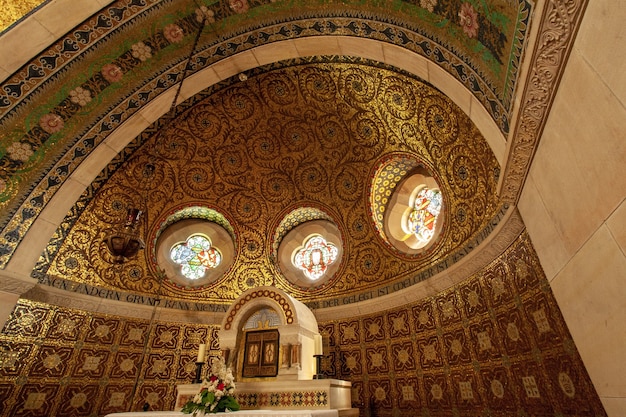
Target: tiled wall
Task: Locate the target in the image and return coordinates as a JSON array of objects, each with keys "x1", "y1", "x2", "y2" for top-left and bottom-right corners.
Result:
[
  {"x1": 0, "y1": 303, "x2": 219, "y2": 416},
  {"x1": 0, "y1": 232, "x2": 606, "y2": 416},
  {"x1": 318, "y1": 233, "x2": 606, "y2": 416}
]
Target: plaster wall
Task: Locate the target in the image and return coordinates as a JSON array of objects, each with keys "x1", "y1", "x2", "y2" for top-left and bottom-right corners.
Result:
[{"x1": 517, "y1": 1, "x2": 626, "y2": 415}]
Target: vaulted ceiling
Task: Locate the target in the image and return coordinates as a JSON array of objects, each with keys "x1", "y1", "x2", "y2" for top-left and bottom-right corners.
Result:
[{"x1": 0, "y1": 0, "x2": 585, "y2": 310}]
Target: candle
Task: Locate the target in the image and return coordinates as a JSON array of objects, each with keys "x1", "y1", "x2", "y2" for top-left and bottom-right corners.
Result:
[
  {"x1": 197, "y1": 344, "x2": 206, "y2": 362},
  {"x1": 314, "y1": 334, "x2": 323, "y2": 356}
]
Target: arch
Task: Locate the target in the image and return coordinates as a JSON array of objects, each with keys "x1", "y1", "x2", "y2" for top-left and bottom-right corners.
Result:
[
  {"x1": 9, "y1": 37, "x2": 505, "y2": 279},
  {"x1": 218, "y1": 286, "x2": 320, "y2": 380}
]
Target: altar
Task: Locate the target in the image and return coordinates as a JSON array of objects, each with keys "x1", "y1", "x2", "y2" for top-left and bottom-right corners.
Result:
[
  {"x1": 105, "y1": 411, "x2": 339, "y2": 417},
  {"x1": 176, "y1": 379, "x2": 355, "y2": 416}
]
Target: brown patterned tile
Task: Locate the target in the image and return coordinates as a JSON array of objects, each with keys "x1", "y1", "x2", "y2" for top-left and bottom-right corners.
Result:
[
  {"x1": 450, "y1": 369, "x2": 483, "y2": 410},
  {"x1": 134, "y1": 383, "x2": 171, "y2": 412},
  {"x1": 495, "y1": 309, "x2": 532, "y2": 355},
  {"x1": 11, "y1": 383, "x2": 59, "y2": 417},
  {"x1": 84, "y1": 316, "x2": 120, "y2": 344},
  {"x1": 411, "y1": 299, "x2": 437, "y2": 332},
  {"x1": 365, "y1": 345, "x2": 390, "y2": 374},
  {"x1": 30, "y1": 345, "x2": 74, "y2": 378},
  {"x1": 423, "y1": 373, "x2": 452, "y2": 409},
  {"x1": 0, "y1": 342, "x2": 33, "y2": 377},
  {"x1": 362, "y1": 315, "x2": 386, "y2": 342},
  {"x1": 338, "y1": 320, "x2": 360, "y2": 345},
  {"x1": 478, "y1": 365, "x2": 518, "y2": 412},
  {"x1": 144, "y1": 353, "x2": 176, "y2": 379},
  {"x1": 441, "y1": 327, "x2": 472, "y2": 366},
  {"x1": 99, "y1": 383, "x2": 134, "y2": 415},
  {"x1": 180, "y1": 326, "x2": 208, "y2": 350},
  {"x1": 417, "y1": 334, "x2": 444, "y2": 369},
  {"x1": 339, "y1": 348, "x2": 363, "y2": 377},
  {"x1": 483, "y1": 263, "x2": 515, "y2": 308},
  {"x1": 0, "y1": 383, "x2": 16, "y2": 414},
  {"x1": 387, "y1": 309, "x2": 411, "y2": 338},
  {"x1": 150, "y1": 324, "x2": 181, "y2": 350},
  {"x1": 394, "y1": 376, "x2": 422, "y2": 410},
  {"x1": 459, "y1": 279, "x2": 489, "y2": 318},
  {"x1": 435, "y1": 292, "x2": 462, "y2": 326},
  {"x1": 367, "y1": 378, "x2": 394, "y2": 412},
  {"x1": 2, "y1": 304, "x2": 49, "y2": 337},
  {"x1": 390, "y1": 340, "x2": 416, "y2": 372},
  {"x1": 71, "y1": 347, "x2": 112, "y2": 378},
  {"x1": 110, "y1": 350, "x2": 142, "y2": 379},
  {"x1": 522, "y1": 291, "x2": 564, "y2": 350},
  {"x1": 119, "y1": 320, "x2": 150, "y2": 348},
  {"x1": 543, "y1": 352, "x2": 606, "y2": 416},
  {"x1": 509, "y1": 360, "x2": 553, "y2": 415},
  {"x1": 57, "y1": 383, "x2": 100, "y2": 417},
  {"x1": 174, "y1": 353, "x2": 197, "y2": 380},
  {"x1": 468, "y1": 318, "x2": 503, "y2": 362},
  {"x1": 47, "y1": 310, "x2": 87, "y2": 341}
]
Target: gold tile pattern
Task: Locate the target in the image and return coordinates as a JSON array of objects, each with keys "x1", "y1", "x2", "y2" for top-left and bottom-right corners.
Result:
[
  {"x1": 0, "y1": 228, "x2": 607, "y2": 416},
  {"x1": 0, "y1": 301, "x2": 218, "y2": 416},
  {"x1": 317, "y1": 231, "x2": 606, "y2": 416},
  {"x1": 43, "y1": 61, "x2": 501, "y2": 305}
]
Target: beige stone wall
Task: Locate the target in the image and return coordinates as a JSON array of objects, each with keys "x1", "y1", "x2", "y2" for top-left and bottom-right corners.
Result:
[{"x1": 518, "y1": 1, "x2": 626, "y2": 415}]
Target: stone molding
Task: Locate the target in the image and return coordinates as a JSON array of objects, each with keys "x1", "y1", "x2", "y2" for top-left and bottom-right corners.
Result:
[
  {"x1": 0, "y1": 271, "x2": 37, "y2": 295},
  {"x1": 501, "y1": 0, "x2": 589, "y2": 203}
]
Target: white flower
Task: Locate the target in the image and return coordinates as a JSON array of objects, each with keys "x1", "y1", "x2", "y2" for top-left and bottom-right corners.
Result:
[
  {"x1": 69, "y1": 86, "x2": 92, "y2": 106},
  {"x1": 7, "y1": 142, "x2": 33, "y2": 162},
  {"x1": 131, "y1": 42, "x2": 152, "y2": 61}
]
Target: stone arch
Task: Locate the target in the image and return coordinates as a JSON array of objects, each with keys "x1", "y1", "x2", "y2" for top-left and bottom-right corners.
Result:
[{"x1": 219, "y1": 286, "x2": 321, "y2": 380}]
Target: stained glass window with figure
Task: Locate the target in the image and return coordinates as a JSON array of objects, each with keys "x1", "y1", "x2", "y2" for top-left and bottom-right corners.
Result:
[
  {"x1": 292, "y1": 234, "x2": 338, "y2": 281},
  {"x1": 407, "y1": 187, "x2": 442, "y2": 245}
]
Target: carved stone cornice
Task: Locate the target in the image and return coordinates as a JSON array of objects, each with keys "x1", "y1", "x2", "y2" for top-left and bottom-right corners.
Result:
[
  {"x1": 314, "y1": 207, "x2": 526, "y2": 321},
  {"x1": 501, "y1": 0, "x2": 589, "y2": 203},
  {"x1": 0, "y1": 271, "x2": 37, "y2": 295}
]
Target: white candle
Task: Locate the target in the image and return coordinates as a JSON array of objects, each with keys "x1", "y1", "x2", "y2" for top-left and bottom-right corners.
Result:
[
  {"x1": 197, "y1": 344, "x2": 206, "y2": 362},
  {"x1": 314, "y1": 334, "x2": 323, "y2": 356}
]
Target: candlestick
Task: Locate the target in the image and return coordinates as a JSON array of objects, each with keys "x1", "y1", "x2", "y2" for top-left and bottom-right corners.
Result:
[
  {"x1": 197, "y1": 344, "x2": 206, "y2": 362},
  {"x1": 313, "y1": 354, "x2": 324, "y2": 379},
  {"x1": 314, "y1": 334, "x2": 323, "y2": 356}
]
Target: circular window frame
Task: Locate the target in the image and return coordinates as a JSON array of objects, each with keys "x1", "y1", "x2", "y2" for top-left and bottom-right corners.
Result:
[
  {"x1": 156, "y1": 219, "x2": 235, "y2": 287},
  {"x1": 277, "y1": 219, "x2": 343, "y2": 289},
  {"x1": 384, "y1": 172, "x2": 445, "y2": 254}
]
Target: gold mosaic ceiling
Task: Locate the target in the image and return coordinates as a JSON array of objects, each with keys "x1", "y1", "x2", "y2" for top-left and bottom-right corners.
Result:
[{"x1": 45, "y1": 60, "x2": 501, "y2": 305}]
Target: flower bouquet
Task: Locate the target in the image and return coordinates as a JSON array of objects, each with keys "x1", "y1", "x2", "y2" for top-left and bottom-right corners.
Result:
[{"x1": 182, "y1": 357, "x2": 240, "y2": 415}]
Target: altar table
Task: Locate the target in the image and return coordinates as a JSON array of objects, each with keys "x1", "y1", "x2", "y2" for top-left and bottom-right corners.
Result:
[{"x1": 105, "y1": 410, "x2": 339, "y2": 417}]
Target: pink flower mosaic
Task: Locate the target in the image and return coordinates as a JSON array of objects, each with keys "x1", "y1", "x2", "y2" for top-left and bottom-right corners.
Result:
[
  {"x1": 195, "y1": 6, "x2": 215, "y2": 24},
  {"x1": 131, "y1": 42, "x2": 152, "y2": 62},
  {"x1": 163, "y1": 24, "x2": 184, "y2": 44},
  {"x1": 229, "y1": 0, "x2": 249, "y2": 14},
  {"x1": 69, "y1": 86, "x2": 92, "y2": 106},
  {"x1": 39, "y1": 113, "x2": 64, "y2": 134},
  {"x1": 101, "y1": 64, "x2": 123, "y2": 83},
  {"x1": 420, "y1": 0, "x2": 437, "y2": 13},
  {"x1": 458, "y1": 3, "x2": 479, "y2": 38}
]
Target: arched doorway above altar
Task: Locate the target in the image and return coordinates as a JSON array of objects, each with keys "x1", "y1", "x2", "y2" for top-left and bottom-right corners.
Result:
[
  {"x1": 175, "y1": 287, "x2": 357, "y2": 416},
  {"x1": 218, "y1": 286, "x2": 321, "y2": 382}
]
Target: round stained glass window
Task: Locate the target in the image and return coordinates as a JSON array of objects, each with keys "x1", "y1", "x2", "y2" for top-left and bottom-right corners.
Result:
[
  {"x1": 292, "y1": 234, "x2": 339, "y2": 281},
  {"x1": 406, "y1": 187, "x2": 442, "y2": 244},
  {"x1": 170, "y1": 234, "x2": 221, "y2": 280}
]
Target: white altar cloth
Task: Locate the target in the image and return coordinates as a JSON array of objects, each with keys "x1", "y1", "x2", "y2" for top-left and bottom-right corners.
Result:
[{"x1": 105, "y1": 410, "x2": 338, "y2": 417}]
